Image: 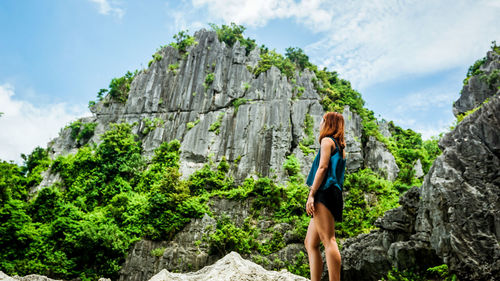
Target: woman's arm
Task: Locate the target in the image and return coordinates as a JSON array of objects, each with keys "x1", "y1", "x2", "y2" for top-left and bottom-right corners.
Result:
[
  {"x1": 309, "y1": 137, "x2": 334, "y2": 195},
  {"x1": 306, "y1": 137, "x2": 334, "y2": 216}
]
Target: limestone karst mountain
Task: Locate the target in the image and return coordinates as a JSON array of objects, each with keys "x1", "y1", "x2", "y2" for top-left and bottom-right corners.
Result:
[{"x1": 40, "y1": 28, "x2": 398, "y2": 191}]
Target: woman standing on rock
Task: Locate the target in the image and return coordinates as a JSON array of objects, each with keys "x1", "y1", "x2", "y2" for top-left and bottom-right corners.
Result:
[{"x1": 304, "y1": 112, "x2": 346, "y2": 281}]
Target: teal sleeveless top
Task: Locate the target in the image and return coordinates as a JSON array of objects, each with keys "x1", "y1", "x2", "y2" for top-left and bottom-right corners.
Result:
[{"x1": 306, "y1": 136, "x2": 346, "y2": 191}]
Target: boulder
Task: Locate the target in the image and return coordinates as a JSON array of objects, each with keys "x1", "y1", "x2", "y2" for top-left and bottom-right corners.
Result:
[{"x1": 148, "y1": 252, "x2": 308, "y2": 281}]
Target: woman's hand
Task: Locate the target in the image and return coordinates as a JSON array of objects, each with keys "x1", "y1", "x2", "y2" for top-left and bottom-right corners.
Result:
[{"x1": 306, "y1": 190, "x2": 316, "y2": 216}]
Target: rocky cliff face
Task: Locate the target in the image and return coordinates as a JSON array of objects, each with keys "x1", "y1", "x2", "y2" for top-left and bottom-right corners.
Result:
[
  {"x1": 40, "y1": 29, "x2": 400, "y2": 191},
  {"x1": 341, "y1": 93, "x2": 500, "y2": 280},
  {"x1": 453, "y1": 50, "x2": 500, "y2": 116}
]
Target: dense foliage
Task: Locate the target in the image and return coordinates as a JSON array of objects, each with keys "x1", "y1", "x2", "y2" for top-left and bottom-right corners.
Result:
[{"x1": 209, "y1": 23, "x2": 256, "y2": 55}]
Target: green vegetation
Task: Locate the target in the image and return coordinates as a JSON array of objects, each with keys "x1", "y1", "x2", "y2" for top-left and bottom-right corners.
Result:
[
  {"x1": 285, "y1": 47, "x2": 312, "y2": 70},
  {"x1": 253, "y1": 49, "x2": 296, "y2": 79},
  {"x1": 204, "y1": 72, "x2": 215, "y2": 90},
  {"x1": 336, "y1": 168, "x2": 399, "y2": 237},
  {"x1": 168, "y1": 63, "x2": 179, "y2": 74},
  {"x1": 150, "y1": 247, "x2": 165, "y2": 257},
  {"x1": 169, "y1": 30, "x2": 198, "y2": 53},
  {"x1": 232, "y1": 98, "x2": 248, "y2": 113},
  {"x1": 94, "y1": 70, "x2": 139, "y2": 104},
  {"x1": 382, "y1": 264, "x2": 457, "y2": 281},
  {"x1": 242, "y1": 82, "x2": 251, "y2": 91},
  {"x1": 148, "y1": 52, "x2": 163, "y2": 67},
  {"x1": 299, "y1": 113, "x2": 315, "y2": 155},
  {"x1": 463, "y1": 40, "x2": 500, "y2": 86},
  {"x1": 0, "y1": 124, "x2": 212, "y2": 280},
  {"x1": 186, "y1": 119, "x2": 200, "y2": 130},
  {"x1": 451, "y1": 97, "x2": 492, "y2": 130},
  {"x1": 67, "y1": 121, "x2": 98, "y2": 145},
  {"x1": 209, "y1": 23, "x2": 256, "y2": 55},
  {"x1": 385, "y1": 122, "x2": 441, "y2": 187},
  {"x1": 479, "y1": 68, "x2": 500, "y2": 89},
  {"x1": 208, "y1": 112, "x2": 224, "y2": 135},
  {"x1": 142, "y1": 117, "x2": 164, "y2": 135}
]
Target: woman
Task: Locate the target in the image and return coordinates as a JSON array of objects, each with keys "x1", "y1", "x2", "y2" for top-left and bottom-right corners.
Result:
[{"x1": 304, "y1": 112, "x2": 346, "y2": 281}]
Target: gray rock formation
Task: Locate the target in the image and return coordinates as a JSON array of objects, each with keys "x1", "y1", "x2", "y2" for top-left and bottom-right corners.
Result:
[
  {"x1": 341, "y1": 94, "x2": 500, "y2": 281},
  {"x1": 377, "y1": 119, "x2": 391, "y2": 139},
  {"x1": 40, "y1": 28, "x2": 375, "y2": 191},
  {"x1": 364, "y1": 136, "x2": 399, "y2": 181},
  {"x1": 413, "y1": 159, "x2": 424, "y2": 178},
  {"x1": 453, "y1": 50, "x2": 500, "y2": 116},
  {"x1": 119, "y1": 214, "x2": 219, "y2": 281},
  {"x1": 148, "y1": 252, "x2": 308, "y2": 281},
  {"x1": 343, "y1": 106, "x2": 364, "y2": 173}
]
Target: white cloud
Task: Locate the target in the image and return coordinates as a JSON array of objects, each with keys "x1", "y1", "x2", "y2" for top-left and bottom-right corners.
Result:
[
  {"x1": 186, "y1": 0, "x2": 500, "y2": 89},
  {"x1": 393, "y1": 90, "x2": 457, "y2": 114},
  {"x1": 89, "y1": 0, "x2": 125, "y2": 19},
  {"x1": 0, "y1": 83, "x2": 89, "y2": 164}
]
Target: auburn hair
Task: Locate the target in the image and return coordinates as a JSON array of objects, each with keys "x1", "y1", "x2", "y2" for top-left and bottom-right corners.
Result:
[{"x1": 319, "y1": 112, "x2": 345, "y2": 150}]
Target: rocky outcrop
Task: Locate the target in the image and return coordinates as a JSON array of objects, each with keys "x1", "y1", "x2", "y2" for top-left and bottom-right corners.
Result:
[
  {"x1": 341, "y1": 94, "x2": 500, "y2": 280},
  {"x1": 364, "y1": 136, "x2": 399, "y2": 181},
  {"x1": 148, "y1": 252, "x2": 308, "y2": 281},
  {"x1": 43, "y1": 29, "x2": 368, "y2": 188},
  {"x1": 453, "y1": 50, "x2": 500, "y2": 116},
  {"x1": 118, "y1": 214, "x2": 219, "y2": 281}
]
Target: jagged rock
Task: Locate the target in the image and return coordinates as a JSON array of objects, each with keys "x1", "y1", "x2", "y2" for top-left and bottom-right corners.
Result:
[
  {"x1": 364, "y1": 136, "x2": 399, "y2": 181},
  {"x1": 413, "y1": 159, "x2": 424, "y2": 178},
  {"x1": 377, "y1": 119, "x2": 391, "y2": 139},
  {"x1": 119, "y1": 214, "x2": 218, "y2": 281},
  {"x1": 342, "y1": 94, "x2": 500, "y2": 280},
  {"x1": 343, "y1": 106, "x2": 363, "y2": 173},
  {"x1": 341, "y1": 187, "x2": 442, "y2": 281},
  {"x1": 453, "y1": 50, "x2": 500, "y2": 116},
  {"x1": 148, "y1": 252, "x2": 308, "y2": 281}
]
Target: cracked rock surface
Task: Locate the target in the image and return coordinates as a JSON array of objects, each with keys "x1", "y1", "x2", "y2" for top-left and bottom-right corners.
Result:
[{"x1": 341, "y1": 94, "x2": 500, "y2": 281}]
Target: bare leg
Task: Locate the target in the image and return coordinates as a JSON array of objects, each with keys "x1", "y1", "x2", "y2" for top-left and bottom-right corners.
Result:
[
  {"x1": 313, "y1": 202, "x2": 341, "y2": 281},
  {"x1": 304, "y1": 218, "x2": 323, "y2": 281}
]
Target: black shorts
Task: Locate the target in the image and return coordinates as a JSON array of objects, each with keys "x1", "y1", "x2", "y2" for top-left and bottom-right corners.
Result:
[{"x1": 310, "y1": 186, "x2": 343, "y2": 222}]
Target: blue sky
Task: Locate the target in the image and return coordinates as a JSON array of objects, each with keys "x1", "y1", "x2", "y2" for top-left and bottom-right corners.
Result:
[{"x1": 1, "y1": 0, "x2": 499, "y2": 162}]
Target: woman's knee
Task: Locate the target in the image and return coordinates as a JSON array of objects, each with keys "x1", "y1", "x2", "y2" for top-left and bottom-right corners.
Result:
[
  {"x1": 322, "y1": 236, "x2": 338, "y2": 249},
  {"x1": 304, "y1": 237, "x2": 319, "y2": 251}
]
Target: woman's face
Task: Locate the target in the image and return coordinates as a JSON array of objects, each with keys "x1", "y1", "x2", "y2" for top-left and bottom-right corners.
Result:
[{"x1": 320, "y1": 117, "x2": 325, "y2": 131}]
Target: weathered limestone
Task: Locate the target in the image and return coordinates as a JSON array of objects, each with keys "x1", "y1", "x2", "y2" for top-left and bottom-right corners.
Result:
[
  {"x1": 43, "y1": 29, "x2": 371, "y2": 190},
  {"x1": 364, "y1": 136, "x2": 399, "y2": 181},
  {"x1": 148, "y1": 252, "x2": 308, "y2": 281},
  {"x1": 341, "y1": 94, "x2": 500, "y2": 280},
  {"x1": 453, "y1": 50, "x2": 500, "y2": 116}
]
